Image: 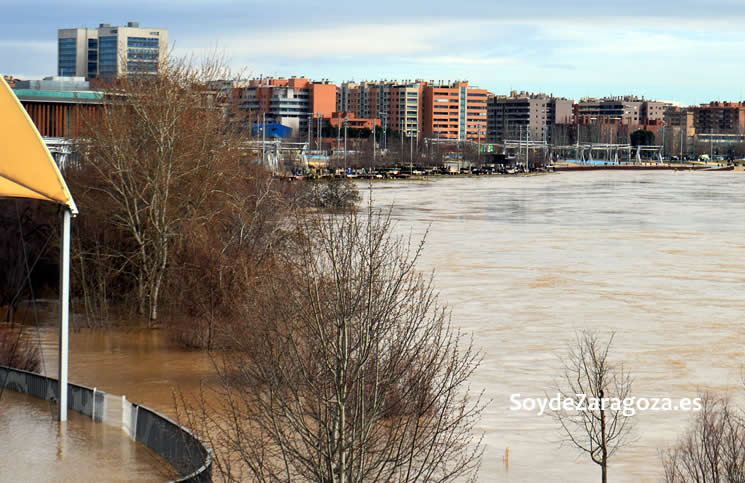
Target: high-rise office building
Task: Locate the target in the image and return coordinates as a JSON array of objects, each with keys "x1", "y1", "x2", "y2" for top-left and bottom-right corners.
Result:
[{"x1": 58, "y1": 22, "x2": 168, "y2": 79}]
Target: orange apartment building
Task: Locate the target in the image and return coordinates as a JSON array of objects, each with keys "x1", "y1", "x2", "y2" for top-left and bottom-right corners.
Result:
[
  {"x1": 421, "y1": 81, "x2": 488, "y2": 141},
  {"x1": 242, "y1": 77, "x2": 337, "y2": 136},
  {"x1": 338, "y1": 79, "x2": 488, "y2": 141},
  {"x1": 245, "y1": 77, "x2": 490, "y2": 142}
]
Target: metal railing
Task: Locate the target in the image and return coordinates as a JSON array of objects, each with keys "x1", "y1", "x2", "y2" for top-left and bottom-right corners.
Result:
[{"x1": 0, "y1": 366, "x2": 211, "y2": 482}]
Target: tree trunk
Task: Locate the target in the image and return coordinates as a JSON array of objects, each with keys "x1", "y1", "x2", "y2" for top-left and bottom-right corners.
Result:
[{"x1": 601, "y1": 407, "x2": 608, "y2": 483}]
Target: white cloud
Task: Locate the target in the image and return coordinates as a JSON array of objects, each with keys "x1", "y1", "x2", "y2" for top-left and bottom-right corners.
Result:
[
  {"x1": 0, "y1": 40, "x2": 55, "y2": 54},
  {"x1": 407, "y1": 55, "x2": 510, "y2": 66},
  {"x1": 178, "y1": 21, "x2": 474, "y2": 58},
  {"x1": 173, "y1": 20, "x2": 506, "y2": 59}
]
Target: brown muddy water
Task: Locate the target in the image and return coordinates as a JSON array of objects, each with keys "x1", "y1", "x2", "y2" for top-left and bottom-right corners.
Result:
[
  {"x1": 0, "y1": 389, "x2": 177, "y2": 482},
  {"x1": 5, "y1": 170, "x2": 745, "y2": 482}
]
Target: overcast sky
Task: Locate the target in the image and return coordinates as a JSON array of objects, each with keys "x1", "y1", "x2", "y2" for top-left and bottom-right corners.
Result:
[{"x1": 2, "y1": 0, "x2": 745, "y2": 105}]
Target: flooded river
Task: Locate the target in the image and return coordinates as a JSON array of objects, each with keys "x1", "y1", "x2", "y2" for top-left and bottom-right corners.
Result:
[{"x1": 18, "y1": 171, "x2": 745, "y2": 481}]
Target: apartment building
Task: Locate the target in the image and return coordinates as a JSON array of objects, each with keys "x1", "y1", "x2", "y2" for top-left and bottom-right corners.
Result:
[
  {"x1": 662, "y1": 107, "x2": 695, "y2": 155},
  {"x1": 58, "y1": 22, "x2": 167, "y2": 79},
  {"x1": 692, "y1": 101, "x2": 745, "y2": 134},
  {"x1": 642, "y1": 101, "x2": 671, "y2": 122},
  {"x1": 486, "y1": 91, "x2": 573, "y2": 143},
  {"x1": 242, "y1": 77, "x2": 336, "y2": 137},
  {"x1": 576, "y1": 96, "x2": 643, "y2": 123},
  {"x1": 575, "y1": 96, "x2": 673, "y2": 125},
  {"x1": 421, "y1": 80, "x2": 488, "y2": 141},
  {"x1": 337, "y1": 80, "x2": 423, "y2": 138}
]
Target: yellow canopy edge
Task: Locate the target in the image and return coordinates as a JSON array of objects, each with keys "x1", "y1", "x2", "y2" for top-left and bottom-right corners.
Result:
[{"x1": 0, "y1": 76, "x2": 77, "y2": 214}]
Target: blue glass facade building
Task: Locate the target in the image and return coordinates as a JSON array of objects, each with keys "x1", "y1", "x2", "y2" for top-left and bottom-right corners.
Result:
[
  {"x1": 57, "y1": 23, "x2": 166, "y2": 78},
  {"x1": 58, "y1": 38, "x2": 77, "y2": 76}
]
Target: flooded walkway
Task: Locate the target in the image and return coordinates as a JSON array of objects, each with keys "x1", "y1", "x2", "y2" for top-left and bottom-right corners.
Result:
[{"x1": 0, "y1": 389, "x2": 176, "y2": 482}]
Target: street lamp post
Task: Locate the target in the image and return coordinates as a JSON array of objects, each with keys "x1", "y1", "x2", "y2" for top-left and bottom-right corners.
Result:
[
  {"x1": 379, "y1": 112, "x2": 387, "y2": 153},
  {"x1": 710, "y1": 127, "x2": 713, "y2": 160},
  {"x1": 372, "y1": 116, "x2": 377, "y2": 170},
  {"x1": 316, "y1": 113, "x2": 322, "y2": 152},
  {"x1": 409, "y1": 130, "x2": 413, "y2": 174},
  {"x1": 261, "y1": 111, "x2": 265, "y2": 166},
  {"x1": 344, "y1": 119, "x2": 348, "y2": 174},
  {"x1": 379, "y1": 112, "x2": 387, "y2": 170},
  {"x1": 477, "y1": 124, "x2": 481, "y2": 166},
  {"x1": 401, "y1": 122, "x2": 404, "y2": 170}
]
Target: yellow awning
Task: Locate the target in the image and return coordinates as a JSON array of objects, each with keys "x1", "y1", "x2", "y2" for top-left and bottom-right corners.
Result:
[{"x1": 0, "y1": 76, "x2": 77, "y2": 213}]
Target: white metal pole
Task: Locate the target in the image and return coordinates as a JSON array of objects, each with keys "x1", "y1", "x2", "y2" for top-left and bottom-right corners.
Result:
[
  {"x1": 344, "y1": 120, "x2": 348, "y2": 174},
  {"x1": 478, "y1": 126, "x2": 481, "y2": 165},
  {"x1": 373, "y1": 118, "x2": 376, "y2": 168},
  {"x1": 59, "y1": 208, "x2": 71, "y2": 422},
  {"x1": 525, "y1": 126, "x2": 528, "y2": 169},
  {"x1": 409, "y1": 131, "x2": 413, "y2": 171},
  {"x1": 383, "y1": 115, "x2": 387, "y2": 152}
]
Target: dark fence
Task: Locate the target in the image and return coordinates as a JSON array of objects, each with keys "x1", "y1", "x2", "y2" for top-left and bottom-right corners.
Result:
[{"x1": 0, "y1": 366, "x2": 211, "y2": 482}]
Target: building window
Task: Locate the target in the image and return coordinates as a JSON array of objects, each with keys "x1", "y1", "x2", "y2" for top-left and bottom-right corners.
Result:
[
  {"x1": 127, "y1": 61, "x2": 158, "y2": 73},
  {"x1": 88, "y1": 38, "x2": 98, "y2": 49},
  {"x1": 127, "y1": 48, "x2": 158, "y2": 61},
  {"x1": 99, "y1": 36, "x2": 118, "y2": 74},
  {"x1": 58, "y1": 37, "x2": 77, "y2": 76}
]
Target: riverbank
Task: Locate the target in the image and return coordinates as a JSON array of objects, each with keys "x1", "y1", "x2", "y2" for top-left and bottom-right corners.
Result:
[
  {"x1": 551, "y1": 161, "x2": 735, "y2": 172},
  {"x1": 280, "y1": 162, "x2": 741, "y2": 182}
]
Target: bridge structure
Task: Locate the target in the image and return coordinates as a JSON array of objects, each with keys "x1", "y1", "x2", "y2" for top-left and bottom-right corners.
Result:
[
  {"x1": 239, "y1": 140, "x2": 312, "y2": 173},
  {"x1": 43, "y1": 136, "x2": 315, "y2": 174},
  {"x1": 552, "y1": 143, "x2": 664, "y2": 163}
]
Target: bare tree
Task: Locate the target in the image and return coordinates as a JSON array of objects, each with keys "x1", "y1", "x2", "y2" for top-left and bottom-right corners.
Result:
[
  {"x1": 167, "y1": 164, "x2": 297, "y2": 349},
  {"x1": 72, "y1": 55, "x2": 246, "y2": 324},
  {"x1": 179, "y1": 202, "x2": 484, "y2": 482},
  {"x1": 662, "y1": 393, "x2": 745, "y2": 482},
  {"x1": 554, "y1": 331, "x2": 633, "y2": 483}
]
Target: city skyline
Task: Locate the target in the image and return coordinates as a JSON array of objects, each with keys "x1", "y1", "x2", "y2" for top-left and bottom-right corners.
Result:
[{"x1": 3, "y1": 1, "x2": 745, "y2": 106}]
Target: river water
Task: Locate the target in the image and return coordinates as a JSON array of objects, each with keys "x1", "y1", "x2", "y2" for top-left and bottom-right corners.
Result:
[
  {"x1": 19, "y1": 171, "x2": 745, "y2": 482},
  {"x1": 364, "y1": 171, "x2": 745, "y2": 482}
]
